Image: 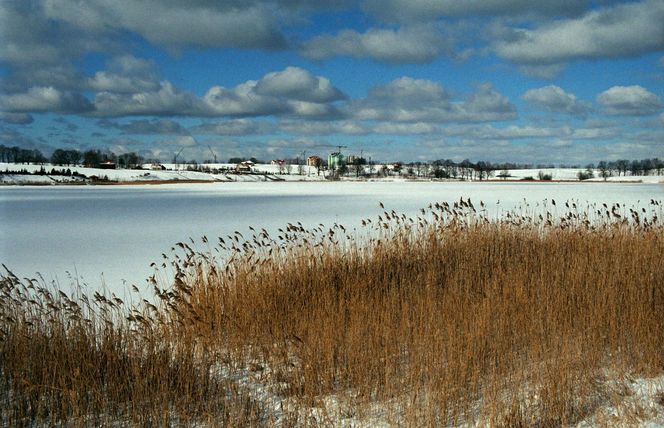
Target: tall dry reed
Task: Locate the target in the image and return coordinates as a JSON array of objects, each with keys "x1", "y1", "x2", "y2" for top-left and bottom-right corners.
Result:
[{"x1": 1, "y1": 199, "x2": 663, "y2": 425}]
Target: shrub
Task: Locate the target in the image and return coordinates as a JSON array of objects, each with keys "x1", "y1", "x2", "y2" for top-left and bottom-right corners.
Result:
[{"x1": 538, "y1": 170, "x2": 553, "y2": 180}]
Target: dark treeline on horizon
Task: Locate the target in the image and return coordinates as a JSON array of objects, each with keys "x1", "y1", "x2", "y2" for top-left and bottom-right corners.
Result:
[{"x1": 1, "y1": 144, "x2": 662, "y2": 179}]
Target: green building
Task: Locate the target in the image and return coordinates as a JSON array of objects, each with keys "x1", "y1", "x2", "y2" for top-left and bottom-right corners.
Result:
[{"x1": 327, "y1": 152, "x2": 345, "y2": 170}]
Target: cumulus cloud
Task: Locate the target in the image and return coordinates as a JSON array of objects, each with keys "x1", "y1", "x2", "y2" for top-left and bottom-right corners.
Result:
[
  {"x1": 571, "y1": 127, "x2": 619, "y2": 140},
  {"x1": 41, "y1": 0, "x2": 287, "y2": 50},
  {"x1": 440, "y1": 123, "x2": 620, "y2": 141},
  {"x1": 363, "y1": 0, "x2": 587, "y2": 23},
  {"x1": 347, "y1": 77, "x2": 516, "y2": 122},
  {"x1": 0, "y1": 87, "x2": 94, "y2": 114},
  {"x1": 0, "y1": 1, "x2": 108, "y2": 68},
  {"x1": 98, "y1": 119, "x2": 189, "y2": 135},
  {"x1": 1, "y1": 66, "x2": 345, "y2": 119},
  {"x1": 87, "y1": 72, "x2": 160, "y2": 94},
  {"x1": 203, "y1": 67, "x2": 345, "y2": 118},
  {"x1": 254, "y1": 67, "x2": 345, "y2": 103},
  {"x1": 155, "y1": 135, "x2": 197, "y2": 147},
  {"x1": 201, "y1": 82, "x2": 287, "y2": 117},
  {"x1": 373, "y1": 122, "x2": 440, "y2": 134},
  {"x1": 279, "y1": 120, "x2": 369, "y2": 135},
  {"x1": 278, "y1": 120, "x2": 442, "y2": 136},
  {"x1": 522, "y1": 86, "x2": 592, "y2": 115},
  {"x1": 597, "y1": 85, "x2": 662, "y2": 116},
  {"x1": 86, "y1": 56, "x2": 161, "y2": 94},
  {"x1": 190, "y1": 119, "x2": 273, "y2": 136},
  {"x1": 464, "y1": 84, "x2": 517, "y2": 119},
  {"x1": 0, "y1": 0, "x2": 298, "y2": 102},
  {"x1": 442, "y1": 124, "x2": 564, "y2": 139},
  {"x1": 93, "y1": 81, "x2": 205, "y2": 117},
  {"x1": 301, "y1": 24, "x2": 454, "y2": 63},
  {"x1": 494, "y1": 0, "x2": 664, "y2": 65}
]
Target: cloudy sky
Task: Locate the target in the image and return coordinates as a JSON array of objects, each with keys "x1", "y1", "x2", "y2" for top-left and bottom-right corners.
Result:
[{"x1": 1, "y1": 0, "x2": 663, "y2": 164}]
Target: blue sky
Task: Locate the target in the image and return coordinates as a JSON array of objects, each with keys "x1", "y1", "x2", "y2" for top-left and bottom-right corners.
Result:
[{"x1": 1, "y1": 0, "x2": 663, "y2": 164}]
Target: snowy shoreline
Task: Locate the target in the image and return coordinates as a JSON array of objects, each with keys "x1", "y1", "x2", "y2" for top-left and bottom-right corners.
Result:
[{"x1": 2, "y1": 162, "x2": 663, "y2": 186}]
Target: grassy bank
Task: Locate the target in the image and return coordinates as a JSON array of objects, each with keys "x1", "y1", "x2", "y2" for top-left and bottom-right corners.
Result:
[{"x1": 2, "y1": 200, "x2": 663, "y2": 426}]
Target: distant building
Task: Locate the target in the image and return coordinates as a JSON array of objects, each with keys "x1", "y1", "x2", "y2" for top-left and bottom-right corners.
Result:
[
  {"x1": 99, "y1": 161, "x2": 116, "y2": 169},
  {"x1": 328, "y1": 152, "x2": 345, "y2": 170},
  {"x1": 270, "y1": 159, "x2": 285, "y2": 166},
  {"x1": 307, "y1": 155, "x2": 321, "y2": 167},
  {"x1": 150, "y1": 163, "x2": 166, "y2": 170},
  {"x1": 389, "y1": 162, "x2": 402, "y2": 171},
  {"x1": 235, "y1": 161, "x2": 254, "y2": 174}
]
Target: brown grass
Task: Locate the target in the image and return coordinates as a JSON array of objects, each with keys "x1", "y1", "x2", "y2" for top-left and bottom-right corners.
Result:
[{"x1": 1, "y1": 199, "x2": 663, "y2": 426}]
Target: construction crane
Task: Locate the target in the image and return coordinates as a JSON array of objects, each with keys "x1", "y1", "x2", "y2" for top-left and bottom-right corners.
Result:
[
  {"x1": 333, "y1": 145, "x2": 347, "y2": 154},
  {"x1": 317, "y1": 144, "x2": 347, "y2": 154},
  {"x1": 172, "y1": 147, "x2": 185, "y2": 170},
  {"x1": 207, "y1": 145, "x2": 218, "y2": 164}
]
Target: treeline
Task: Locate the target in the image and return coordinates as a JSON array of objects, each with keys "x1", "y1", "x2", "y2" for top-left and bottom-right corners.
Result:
[
  {"x1": 6, "y1": 167, "x2": 86, "y2": 178},
  {"x1": 594, "y1": 159, "x2": 664, "y2": 177},
  {"x1": 0, "y1": 145, "x2": 145, "y2": 168},
  {"x1": 0, "y1": 145, "x2": 48, "y2": 164},
  {"x1": 402, "y1": 157, "x2": 664, "y2": 180},
  {"x1": 50, "y1": 149, "x2": 144, "y2": 169}
]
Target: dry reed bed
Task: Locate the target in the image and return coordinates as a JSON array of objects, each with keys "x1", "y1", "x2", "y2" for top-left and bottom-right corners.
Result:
[{"x1": 1, "y1": 199, "x2": 663, "y2": 426}]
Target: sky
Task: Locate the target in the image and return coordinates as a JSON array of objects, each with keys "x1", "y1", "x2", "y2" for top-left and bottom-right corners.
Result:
[{"x1": 0, "y1": 0, "x2": 663, "y2": 164}]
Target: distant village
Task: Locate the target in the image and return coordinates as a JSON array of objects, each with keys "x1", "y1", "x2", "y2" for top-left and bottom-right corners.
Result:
[{"x1": 1, "y1": 143, "x2": 663, "y2": 182}]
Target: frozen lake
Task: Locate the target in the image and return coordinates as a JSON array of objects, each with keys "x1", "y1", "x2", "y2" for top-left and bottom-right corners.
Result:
[{"x1": 1, "y1": 181, "x2": 662, "y2": 294}]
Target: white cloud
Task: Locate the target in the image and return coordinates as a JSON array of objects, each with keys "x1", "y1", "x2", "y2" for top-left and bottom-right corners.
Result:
[
  {"x1": 522, "y1": 85, "x2": 592, "y2": 115},
  {"x1": 93, "y1": 81, "x2": 205, "y2": 117},
  {"x1": 2, "y1": 67, "x2": 346, "y2": 119},
  {"x1": 279, "y1": 120, "x2": 369, "y2": 135},
  {"x1": 203, "y1": 81, "x2": 289, "y2": 117},
  {"x1": 191, "y1": 119, "x2": 273, "y2": 136},
  {"x1": 0, "y1": 86, "x2": 94, "y2": 113},
  {"x1": 597, "y1": 85, "x2": 662, "y2": 116},
  {"x1": 287, "y1": 101, "x2": 339, "y2": 118},
  {"x1": 440, "y1": 123, "x2": 620, "y2": 141},
  {"x1": 363, "y1": 0, "x2": 587, "y2": 23},
  {"x1": 570, "y1": 128, "x2": 618, "y2": 140},
  {"x1": 0, "y1": 0, "x2": 296, "y2": 102},
  {"x1": 442, "y1": 124, "x2": 565, "y2": 139},
  {"x1": 464, "y1": 83, "x2": 517, "y2": 120},
  {"x1": 254, "y1": 67, "x2": 345, "y2": 103},
  {"x1": 494, "y1": 0, "x2": 664, "y2": 65},
  {"x1": 99, "y1": 119, "x2": 188, "y2": 135},
  {"x1": 87, "y1": 72, "x2": 161, "y2": 94},
  {"x1": 0, "y1": 1, "x2": 107, "y2": 67},
  {"x1": 86, "y1": 56, "x2": 160, "y2": 94},
  {"x1": 203, "y1": 67, "x2": 345, "y2": 118},
  {"x1": 301, "y1": 24, "x2": 454, "y2": 63},
  {"x1": 278, "y1": 120, "x2": 441, "y2": 136},
  {"x1": 373, "y1": 122, "x2": 440, "y2": 134},
  {"x1": 41, "y1": 0, "x2": 287, "y2": 49},
  {"x1": 155, "y1": 135, "x2": 197, "y2": 147},
  {"x1": 347, "y1": 77, "x2": 516, "y2": 122}
]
